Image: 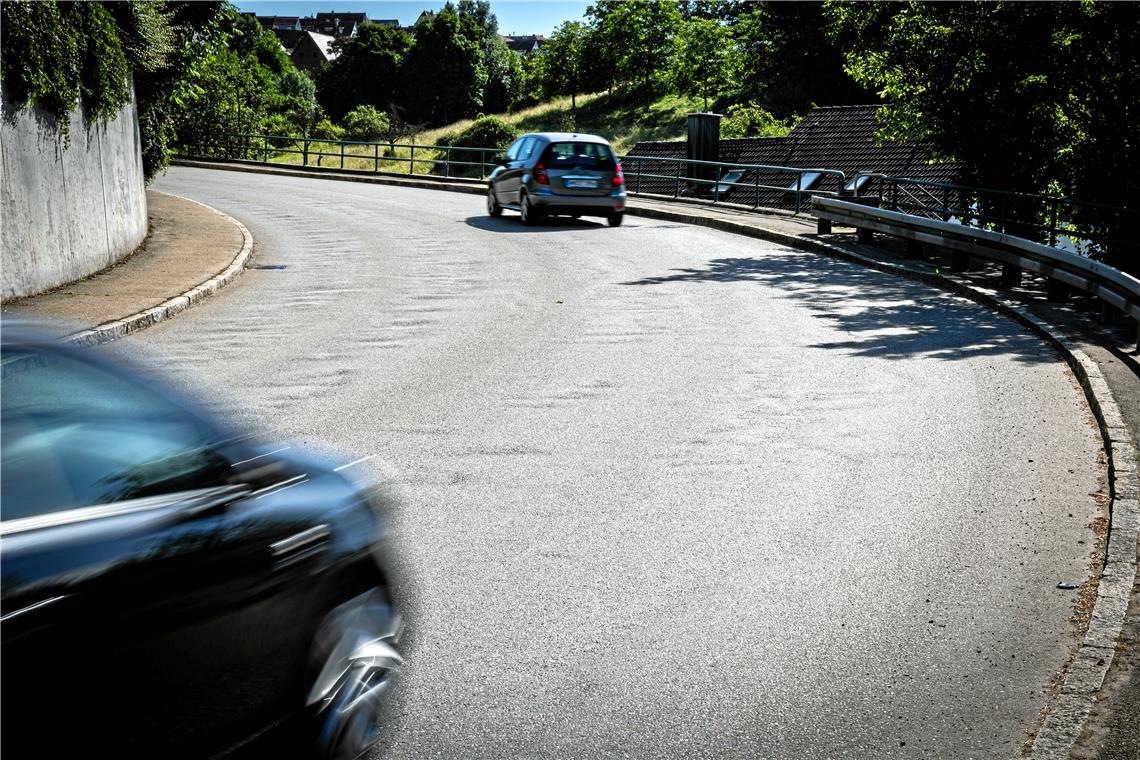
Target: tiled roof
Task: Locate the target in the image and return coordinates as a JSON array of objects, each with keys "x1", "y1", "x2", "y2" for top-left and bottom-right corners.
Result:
[{"x1": 625, "y1": 105, "x2": 959, "y2": 209}]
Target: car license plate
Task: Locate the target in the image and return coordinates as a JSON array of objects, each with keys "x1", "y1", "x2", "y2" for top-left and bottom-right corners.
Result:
[{"x1": 566, "y1": 179, "x2": 598, "y2": 189}]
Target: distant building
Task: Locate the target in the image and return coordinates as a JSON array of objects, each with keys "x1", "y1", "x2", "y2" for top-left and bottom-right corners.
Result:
[
  {"x1": 257, "y1": 15, "x2": 302, "y2": 31},
  {"x1": 502, "y1": 34, "x2": 545, "y2": 54},
  {"x1": 311, "y1": 11, "x2": 369, "y2": 37},
  {"x1": 289, "y1": 31, "x2": 339, "y2": 73}
]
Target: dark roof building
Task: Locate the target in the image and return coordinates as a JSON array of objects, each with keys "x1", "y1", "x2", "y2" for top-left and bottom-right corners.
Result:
[
  {"x1": 290, "y1": 31, "x2": 339, "y2": 73},
  {"x1": 625, "y1": 105, "x2": 959, "y2": 209},
  {"x1": 502, "y1": 34, "x2": 545, "y2": 54},
  {"x1": 257, "y1": 15, "x2": 302, "y2": 31},
  {"x1": 311, "y1": 11, "x2": 369, "y2": 37}
]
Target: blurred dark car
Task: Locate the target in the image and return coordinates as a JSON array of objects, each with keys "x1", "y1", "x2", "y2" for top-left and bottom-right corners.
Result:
[
  {"x1": 487, "y1": 132, "x2": 627, "y2": 226},
  {"x1": 0, "y1": 324, "x2": 403, "y2": 759}
]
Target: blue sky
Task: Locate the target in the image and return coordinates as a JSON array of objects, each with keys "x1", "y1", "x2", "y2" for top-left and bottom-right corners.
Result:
[{"x1": 233, "y1": 1, "x2": 592, "y2": 36}]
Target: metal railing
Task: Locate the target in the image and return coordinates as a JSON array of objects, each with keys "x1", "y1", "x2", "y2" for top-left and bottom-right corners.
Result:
[
  {"x1": 180, "y1": 134, "x2": 848, "y2": 213},
  {"x1": 852, "y1": 173, "x2": 1137, "y2": 260},
  {"x1": 187, "y1": 133, "x2": 504, "y2": 179},
  {"x1": 619, "y1": 154, "x2": 846, "y2": 214}
]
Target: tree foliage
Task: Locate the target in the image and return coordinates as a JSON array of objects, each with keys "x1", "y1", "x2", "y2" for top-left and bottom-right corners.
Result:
[
  {"x1": 672, "y1": 17, "x2": 737, "y2": 111},
  {"x1": 829, "y1": 0, "x2": 1139, "y2": 265},
  {"x1": 402, "y1": 3, "x2": 487, "y2": 125},
  {"x1": 735, "y1": 1, "x2": 869, "y2": 119},
  {"x1": 343, "y1": 104, "x2": 391, "y2": 141},
  {"x1": 541, "y1": 21, "x2": 588, "y2": 109},
  {"x1": 587, "y1": 0, "x2": 682, "y2": 100},
  {"x1": 315, "y1": 22, "x2": 413, "y2": 122}
]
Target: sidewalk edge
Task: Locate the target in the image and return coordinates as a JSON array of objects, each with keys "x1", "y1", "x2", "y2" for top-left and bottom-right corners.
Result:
[{"x1": 64, "y1": 191, "x2": 254, "y2": 347}]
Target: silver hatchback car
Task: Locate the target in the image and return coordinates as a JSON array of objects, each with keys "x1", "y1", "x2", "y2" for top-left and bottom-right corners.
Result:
[{"x1": 487, "y1": 132, "x2": 627, "y2": 226}]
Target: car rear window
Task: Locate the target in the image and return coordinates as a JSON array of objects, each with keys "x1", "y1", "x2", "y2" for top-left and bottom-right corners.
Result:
[{"x1": 543, "y1": 142, "x2": 615, "y2": 170}]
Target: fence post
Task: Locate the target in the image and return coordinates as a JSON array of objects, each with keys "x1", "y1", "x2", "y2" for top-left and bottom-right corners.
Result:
[
  {"x1": 445, "y1": 146, "x2": 451, "y2": 178},
  {"x1": 674, "y1": 162, "x2": 681, "y2": 198},
  {"x1": 636, "y1": 160, "x2": 641, "y2": 194},
  {"x1": 409, "y1": 143, "x2": 415, "y2": 175},
  {"x1": 713, "y1": 166, "x2": 721, "y2": 204},
  {"x1": 1049, "y1": 200, "x2": 1058, "y2": 246},
  {"x1": 340, "y1": 142, "x2": 345, "y2": 170},
  {"x1": 480, "y1": 151, "x2": 485, "y2": 179},
  {"x1": 263, "y1": 135, "x2": 269, "y2": 163},
  {"x1": 374, "y1": 143, "x2": 379, "y2": 173},
  {"x1": 754, "y1": 172, "x2": 759, "y2": 208},
  {"x1": 303, "y1": 139, "x2": 309, "y2": 167},
  {"x1": 795, "y1": 173, "x2": 802, "y2": 215}
]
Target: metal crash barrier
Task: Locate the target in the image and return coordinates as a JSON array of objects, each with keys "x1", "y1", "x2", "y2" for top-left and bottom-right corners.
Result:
[{"x1": 812, "y1": 196, "x2": 1140, "y2": 349}]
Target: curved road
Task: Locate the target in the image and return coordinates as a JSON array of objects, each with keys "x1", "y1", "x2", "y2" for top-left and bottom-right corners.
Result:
[{"x1": 145, "y1": 167, "x2": 1103, "y2": 758}]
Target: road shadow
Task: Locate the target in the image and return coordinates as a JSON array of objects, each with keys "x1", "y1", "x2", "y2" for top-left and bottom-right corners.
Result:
[
  {"x1": 464, "y1": 215, "x2": 607, "y2": 234},
  {"x1": 621, "y1": 253, "x2": 1057, "y2": 364}
]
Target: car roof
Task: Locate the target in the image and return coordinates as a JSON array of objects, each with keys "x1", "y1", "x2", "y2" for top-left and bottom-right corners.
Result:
[{"x1": 521, "y1": 132, "x2": 612, "y2": 146}]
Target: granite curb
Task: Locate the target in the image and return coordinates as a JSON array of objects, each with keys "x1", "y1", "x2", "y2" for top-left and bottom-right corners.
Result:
[
  {"x1": 64, "y1": 191, "x2": 254, "y2": 347},
  {"x1": 170, "y1": 161, "x2": 1136, "y2": 759}
]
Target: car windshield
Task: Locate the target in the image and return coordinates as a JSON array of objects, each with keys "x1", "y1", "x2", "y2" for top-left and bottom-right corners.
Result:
[{"x1": 543, "y1": 142, "x2": 614, "y2": 170}]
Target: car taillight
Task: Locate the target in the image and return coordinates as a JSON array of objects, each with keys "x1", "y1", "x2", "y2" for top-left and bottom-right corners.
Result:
[
  {"x1": 534, "y1": 162, "x2": 549, "y2": 185},
  {"x1": 612, "y1": 162, "x2": 624, "y2": 187}
]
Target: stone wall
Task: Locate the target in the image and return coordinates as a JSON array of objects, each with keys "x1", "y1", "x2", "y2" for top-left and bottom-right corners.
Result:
[{"x1": 1, "y1": 79, "x2": 148, "y2": 301}]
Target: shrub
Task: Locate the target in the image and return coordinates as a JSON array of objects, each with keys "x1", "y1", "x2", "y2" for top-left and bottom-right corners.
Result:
[
  {"x1": 434, "y1": 115, "x2": 520, "y2": 177},
  {"x1": 343, "y1": 105, "x2": 391, "y2": 142},
  {"x1": 310, "y1": 118, "x2": 344, "y2": 141},
  {"x1": 720, "y1": 103, "x2": 799, "y2": 139}
]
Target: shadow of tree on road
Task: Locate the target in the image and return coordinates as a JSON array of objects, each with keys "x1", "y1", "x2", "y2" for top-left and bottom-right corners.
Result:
[{"x1": 621, "y1": 254, "x2": 1057, "y2": 364}]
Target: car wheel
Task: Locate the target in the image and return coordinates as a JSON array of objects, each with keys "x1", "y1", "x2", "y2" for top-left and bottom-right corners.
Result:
[
  {"x1": 519, "y1": 192, "x2": 540, "y2": 226},
  {"x1": 307, "y1": 591, "x2": 402, "y2": 760},
  {"x1": 607, "y1": 212, "x2": 624, "y2": 227},
  {"x1": 487, "y1": 186, "x2": 502, "y2": 218}
]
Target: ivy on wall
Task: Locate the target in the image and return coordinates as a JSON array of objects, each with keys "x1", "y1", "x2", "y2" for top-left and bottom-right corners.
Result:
[{"x1": 0, "y1": 1, "x2": 136, "y2": 141}]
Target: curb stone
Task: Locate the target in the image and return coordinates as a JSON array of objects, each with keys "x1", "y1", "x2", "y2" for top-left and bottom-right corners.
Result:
[
  {"x1": 171, "y1": 161, "x2": 1138, "y2": 759},
  {"x1": 64, "y1": 192, "x2": 254, "y2": 347}
]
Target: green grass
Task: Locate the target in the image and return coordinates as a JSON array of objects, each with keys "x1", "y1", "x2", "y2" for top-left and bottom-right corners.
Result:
[{"x1": 253, "y1": 90, "x2": 701, "y2": 176}]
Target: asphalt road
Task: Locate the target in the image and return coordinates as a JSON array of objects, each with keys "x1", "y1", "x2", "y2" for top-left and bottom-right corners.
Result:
[{"x1": 145, "y1": 167, "x2": 1104, "y2": 759}]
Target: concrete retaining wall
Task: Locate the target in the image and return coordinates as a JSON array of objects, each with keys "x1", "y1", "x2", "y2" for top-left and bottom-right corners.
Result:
[{"x1": 1, "y1": 79, "x2": 148, "y2": 301}]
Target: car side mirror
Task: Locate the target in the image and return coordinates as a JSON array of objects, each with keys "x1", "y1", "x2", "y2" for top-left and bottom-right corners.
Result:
[{"x1": 495, "y1": 156, "x2": 509, "y2": 167}]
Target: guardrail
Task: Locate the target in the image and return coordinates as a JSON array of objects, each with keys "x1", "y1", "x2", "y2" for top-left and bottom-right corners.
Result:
[
  {"x1": 849, "y1": 172, "x2": 1135, "y2": 259},
  {"x1": 813, "y1": 196, "x2": 1140, "y2": 347}
]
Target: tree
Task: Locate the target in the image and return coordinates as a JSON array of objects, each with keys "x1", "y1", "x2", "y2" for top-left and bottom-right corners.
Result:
[
  {"x1": 736, "y1": 1, "x2": 870, "y2": 118},
  {"x1": 542, "y1": 21, "x2": 588, "y2": 110},
  {"x1": 315, "y1": 22, "x2": 413, "y2": 122},
  {"x1": 672, "y1": 17, "x2": 737, "y2": 111},
  {"x1": 402, "y1": 3, "x2": 487, "y2": 125},
  {"x1": 482, "y1": 34, "x2": 523, "y2": 114},
  {"x1": 828, "y1": 1, "x2": 1139, "y2": 268},
  {"x1": 587, "y1": 0, "x2": 682, "y2": 100}
]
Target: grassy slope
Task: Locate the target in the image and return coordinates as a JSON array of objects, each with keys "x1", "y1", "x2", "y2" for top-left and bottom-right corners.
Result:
[{"x1": 264, "y1": 90, "x2": 699, "y2": 174}]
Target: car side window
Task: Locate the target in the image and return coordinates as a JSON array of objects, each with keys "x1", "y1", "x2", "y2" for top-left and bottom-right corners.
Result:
[
  {"x1": 1, "y1": 347, "x2": 232, "y2": 521},
  {"x1": 504, "y1": 138, "x2": 524, "y2": 161},
  {"x1": 517, "y1": 137, "x2": 538, "y2": 161}
]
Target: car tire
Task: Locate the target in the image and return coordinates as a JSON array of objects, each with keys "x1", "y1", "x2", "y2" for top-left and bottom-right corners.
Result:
[
  {"x1": 487, "y1": 186, "x2": 502, "y2": 218},
  {"x1": 607, "y1": 212, "x2": 624, "y2": 227},
  {"x1": 519, "y1": 192, "x2": 540, "y2": 226}
]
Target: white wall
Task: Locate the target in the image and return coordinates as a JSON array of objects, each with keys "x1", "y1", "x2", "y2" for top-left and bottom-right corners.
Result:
[{"x1": 1, "y1": 79, "x2": 148, "y2": 301}]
